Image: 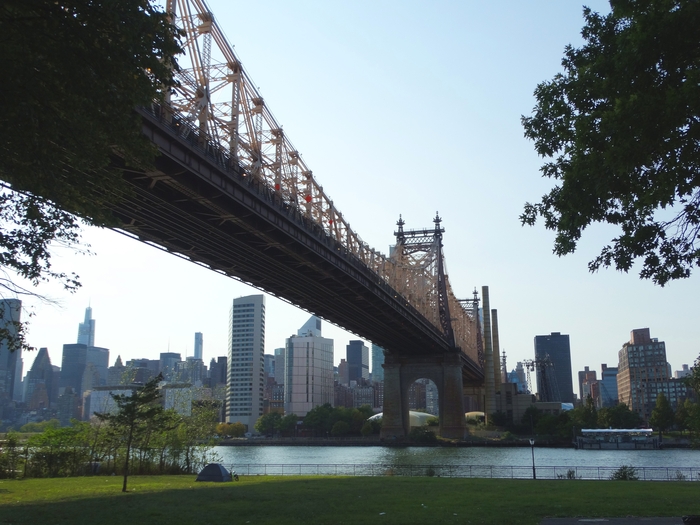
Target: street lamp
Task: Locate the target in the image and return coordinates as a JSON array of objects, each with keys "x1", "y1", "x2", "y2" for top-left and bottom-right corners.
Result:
[{"x1": 529, "y1": 439, "x2": 536, "y2": 480}]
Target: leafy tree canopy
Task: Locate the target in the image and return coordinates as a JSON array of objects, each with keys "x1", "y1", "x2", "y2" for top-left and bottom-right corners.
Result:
[
  {"x1": 521, "y1": 0, "x2": 700, "y2": 285},
  {"x1": 0, "y1": 0, "x2": 181, "y2": 347},
  {"x1": 649, "y1": 392, "x2": 675, "y2": 434}
]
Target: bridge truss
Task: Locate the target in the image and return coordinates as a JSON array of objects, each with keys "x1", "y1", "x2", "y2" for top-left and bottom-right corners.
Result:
[{"x1": 154, "y1": 0, "x2": 480, "y2": 365}]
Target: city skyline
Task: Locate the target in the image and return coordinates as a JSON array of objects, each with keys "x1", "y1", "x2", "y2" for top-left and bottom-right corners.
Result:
[{"x1": 7, "y1": 0, "x2": 700, "y2": 393}]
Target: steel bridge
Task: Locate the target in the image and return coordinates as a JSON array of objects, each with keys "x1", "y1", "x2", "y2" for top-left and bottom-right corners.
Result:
[{"x1": 108, "y1": 0, "x2": 486, "y2": 438}]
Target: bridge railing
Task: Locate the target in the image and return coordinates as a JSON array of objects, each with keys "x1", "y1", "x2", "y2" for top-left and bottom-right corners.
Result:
[{"x1": 227, "y1": 463, "x2": 700, "y2": 481}]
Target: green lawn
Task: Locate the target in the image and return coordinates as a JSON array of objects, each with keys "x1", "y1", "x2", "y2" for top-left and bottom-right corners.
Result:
[{"x1": 0, "y1": 475, "x2": 698, "y2": 525}]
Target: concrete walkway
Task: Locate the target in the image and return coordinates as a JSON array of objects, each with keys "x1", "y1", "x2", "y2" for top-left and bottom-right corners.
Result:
[{"x1": 541, "y1": 518, "x2": 685, "y2": 525}]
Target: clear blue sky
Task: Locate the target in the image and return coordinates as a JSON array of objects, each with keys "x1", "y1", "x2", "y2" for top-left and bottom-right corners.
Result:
[{"x1": 17, "y1": 1, "x2": 700, "y2": 395}]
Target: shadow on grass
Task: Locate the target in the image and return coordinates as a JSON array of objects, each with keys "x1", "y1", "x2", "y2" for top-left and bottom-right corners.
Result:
[{"x1": 1, "y1": 476, "x2": 698, "y2": 525}]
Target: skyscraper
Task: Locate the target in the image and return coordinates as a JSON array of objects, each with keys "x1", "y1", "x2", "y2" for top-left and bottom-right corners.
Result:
[
  {"x1": 227, "y1": 295, "x2": 265, "y2": 431},
  {"x1": 371, "y1": 343, "x2": 384, "y2": 382},
  {"x1": 77, "y1": 306, "x2": 95, "y2": 347},
  {"x1": 284, "y1": 316, "x2": 334, "y2": 417},
  {"x1": 86, "y1": 346, "x2": 109, "y2": 387},
  {"x1": 59, "y1": 343, "x2": 87, "y2": 397},
  {"x1": 346, "y1": 340, "x2": 369, "y2": 383},
  {"x1": 534, "y1": 332, "x2": 574, "y2": 403},
  {"x1": 0, "y1": 299, "x2": 23, "y2": 402},
  {"x1": 159, "y1": 352, "x2": 182, "y2": 381},
  {"x1": 25, "y1": 347, "x2": 54, "y2": 408},
  {"x1": 194, "y1": 332, "x2": 203, "y2": 360}
]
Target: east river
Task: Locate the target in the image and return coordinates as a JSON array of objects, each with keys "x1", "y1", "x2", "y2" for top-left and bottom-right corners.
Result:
[{"x1": 212, "y1": 445, "x2": 700, "y2": 480}]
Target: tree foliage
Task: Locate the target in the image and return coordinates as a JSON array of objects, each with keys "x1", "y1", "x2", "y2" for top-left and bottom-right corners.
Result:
[
  {"x1": 216, "y1": 422, "x2": 246, "y2": 438},
  {"x1": 0, "y1": 0, "x2": 181, "y2": 348},
  {"x1": 521, "y1": 0, "x2": 700, "y2": 285},
  {"x1": 650, "y1": 392, "x2": 675, "y2": 436},
  {"x1": 95, "y1": 374, "x2": 164, "y2": 492},
  {"x1": 597, "y1": 403, "x2": 643, "y2": 429}
]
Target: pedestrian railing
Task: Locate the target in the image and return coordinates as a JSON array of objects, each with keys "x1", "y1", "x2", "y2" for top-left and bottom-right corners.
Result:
[{"x1": 227, "y1": 463, "x2": 700, "y2": 481}]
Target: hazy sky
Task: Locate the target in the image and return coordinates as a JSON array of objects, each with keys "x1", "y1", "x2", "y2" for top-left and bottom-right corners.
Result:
[{"x1": 15, "y1": 1, "x2": 700, "y2": 394}]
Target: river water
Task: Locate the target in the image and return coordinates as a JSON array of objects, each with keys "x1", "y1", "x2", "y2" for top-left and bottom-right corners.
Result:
[{"x1": 213, "y1": 445, "x2": 700, "y2": 480}]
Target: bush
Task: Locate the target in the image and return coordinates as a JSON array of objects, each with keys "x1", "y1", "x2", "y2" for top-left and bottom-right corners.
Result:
[
  {"x1": 610, "y1": 465, "x2": 638, "y2": 481},
  {"x1": 408, "y1": 426, "x2": 437, "y2": 444},
  {"x1": 330, "y1": 421, "x2": 350, "y2": 437},
  {"x1": 557, "y1": 468, "x2": 578, "y2": 480}
]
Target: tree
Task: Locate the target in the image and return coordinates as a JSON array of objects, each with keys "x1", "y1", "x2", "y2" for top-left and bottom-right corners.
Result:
[
  {"x1": 0, "y1": 0, "x2": 181, "y2": 349},
  {"x1": 686, "y1": 356, "x2": 700, "y2": 397},
  {"x1": 330, "y1": 421, "x2": 350, "y2": 437},
  {"x1": 649, "y1": 392, "x2": 675, "y2": 439},
  {"x1": 522, "y1": 406, "x2": 543, "y2": 434},
  {"x1": 597, "y1": 403, "x2": 642, "y2": 429},
  {"x1": 278, "y1": 414, "x2": 299, "y2": 437},
  {"x1": 255, "y1": 412, "x2": 282, "y2": 436},
  {"x1": 216, "y1": 422, "x2": 246, "y2": 438},
  {"x1": 674, "y1": 398, "x2": 694, "y2": 434},
  {"x1": 19, "y1": 419, "x2": 60, "y2": 433},
  {"x1": 521, "y1": 0, "x2": 700, "y2": 285},
  {"x1": 95, "y1": 374, "x2": 164, "y2": 492}
]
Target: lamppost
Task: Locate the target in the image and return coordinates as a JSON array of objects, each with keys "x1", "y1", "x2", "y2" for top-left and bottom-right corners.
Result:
[{"x1": 529, "y1": 438, "x2": 536, "y2": 480}]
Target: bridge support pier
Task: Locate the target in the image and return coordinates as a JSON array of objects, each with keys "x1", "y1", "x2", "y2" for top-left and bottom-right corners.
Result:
[{"x1": 380, "y1": 353, "x2": 466, "y2": 441}]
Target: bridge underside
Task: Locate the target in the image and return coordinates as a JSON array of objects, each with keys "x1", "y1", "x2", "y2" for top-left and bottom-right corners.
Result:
[{"x1": 106, "y1": 108, "x2": 483, "y2": 383}]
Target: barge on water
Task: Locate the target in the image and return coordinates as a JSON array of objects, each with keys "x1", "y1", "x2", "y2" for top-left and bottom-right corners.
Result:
[{"x1": 576, "y1": 428, "x2": 658, "y2": 450}]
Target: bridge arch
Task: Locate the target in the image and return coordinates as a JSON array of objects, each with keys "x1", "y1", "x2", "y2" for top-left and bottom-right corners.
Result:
[{"x1": 381, "y1": 352, "x2": 466, "y2": 440}]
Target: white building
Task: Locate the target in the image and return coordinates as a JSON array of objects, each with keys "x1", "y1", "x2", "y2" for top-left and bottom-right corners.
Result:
[
  {"x1": 284, "y1": 316, "x2": 334, "y2": 417},
  {"x1": 86, "y1": 385, "x2": 138, "y2": 418},
  {"x1": 227, "y1": 295, "x2": 266, "y2": 430}
]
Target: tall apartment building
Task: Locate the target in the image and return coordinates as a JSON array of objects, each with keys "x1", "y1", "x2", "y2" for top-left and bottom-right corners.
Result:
[
  {"x1": 227, "y1": 295, "x2": 266, "y2": 430},
  {"x1": 616, "y1": 328, "x2": 688, "y2": 422},
  {"x1": 0, "y1": 299, "x2": 23, "y2": 402},
  {"x1": 347, "y1": 340, "x2": 369, "y2": 383},
  {"x1": 284, "y1": 316, "x2": 334, "y2": 417},
  {"x1": 534, "y1": 332, "x2": 574, "y2": 403}
]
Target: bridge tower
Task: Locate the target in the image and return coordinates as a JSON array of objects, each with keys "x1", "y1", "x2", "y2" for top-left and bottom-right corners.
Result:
[{"x1": 380, "y1": 214, "x2": 467, "y2": 440}]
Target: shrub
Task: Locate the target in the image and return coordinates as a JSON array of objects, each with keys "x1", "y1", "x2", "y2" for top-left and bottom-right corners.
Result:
[
  {"x1": 610, "y1": 465, "x2": 638, "y2": 481},
  {"x1": 408, "y1": 427, "x2": 437, "y2": 444},
  {"x1": 557, "y1": 468, "x2": 578, "y2": 480},
  {"x1": 674, "y1": 470, "x2": 687, "y2": 481}
]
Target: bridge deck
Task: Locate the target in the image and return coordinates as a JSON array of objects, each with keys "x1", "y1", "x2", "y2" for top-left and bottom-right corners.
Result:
[{"x1": 109, "y1": 107, "x2": 482, "y2": 381}]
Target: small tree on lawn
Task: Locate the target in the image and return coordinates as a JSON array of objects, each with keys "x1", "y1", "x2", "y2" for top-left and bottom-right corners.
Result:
[{"x1": 95, "y1": 374, "x2": 164, "y2": 492}]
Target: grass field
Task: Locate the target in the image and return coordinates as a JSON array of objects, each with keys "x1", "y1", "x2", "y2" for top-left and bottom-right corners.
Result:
[{"x1": 1, "y1": 475, "x2": 699, "y2": 525}]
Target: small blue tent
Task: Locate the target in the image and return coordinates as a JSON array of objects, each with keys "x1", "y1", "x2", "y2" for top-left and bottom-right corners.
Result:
[{"x1": 196, "y1": 463, "x2": 232, "y2": 482}]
